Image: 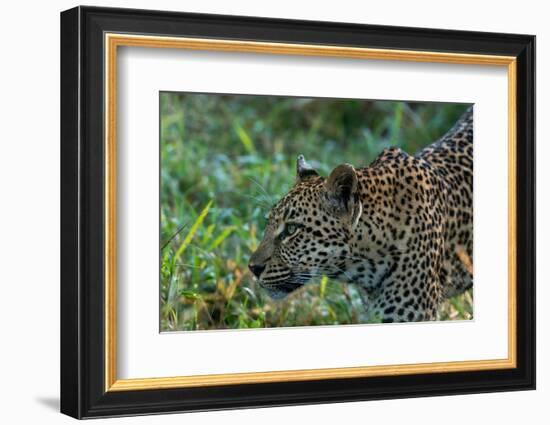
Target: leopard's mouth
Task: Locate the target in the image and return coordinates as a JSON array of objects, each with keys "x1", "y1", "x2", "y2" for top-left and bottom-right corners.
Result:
[{"x1": 259, "y1": 274, "x2": 309, "y2": 299}]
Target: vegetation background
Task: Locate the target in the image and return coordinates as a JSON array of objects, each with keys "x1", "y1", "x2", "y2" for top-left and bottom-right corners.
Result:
[{"x1": 160, "y1": 93, "x2": 473, "y2": 332}]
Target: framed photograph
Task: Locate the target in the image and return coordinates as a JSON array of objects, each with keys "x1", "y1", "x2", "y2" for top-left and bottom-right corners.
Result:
[{"x1": 60, "y1": 6, "x2": 535, "y2": 419}]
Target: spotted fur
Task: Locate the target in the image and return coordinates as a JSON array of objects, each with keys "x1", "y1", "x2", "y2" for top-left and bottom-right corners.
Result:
[{"x1": 249, "y1": 107, "x2": 473, "y2": 322}]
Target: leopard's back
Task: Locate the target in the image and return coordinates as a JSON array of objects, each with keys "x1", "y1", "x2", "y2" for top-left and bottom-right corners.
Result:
[{"x1": 419, "y1": 107, "x2": 474, "y2": 297}]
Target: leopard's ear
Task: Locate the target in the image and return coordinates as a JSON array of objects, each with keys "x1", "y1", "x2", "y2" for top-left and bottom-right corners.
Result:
[
  {"x1": 324, "y1": 164, "x2": 362, "y2": 227},
  {"x1": 296, "y1": 154, "x2": 319, "y2": 183}
]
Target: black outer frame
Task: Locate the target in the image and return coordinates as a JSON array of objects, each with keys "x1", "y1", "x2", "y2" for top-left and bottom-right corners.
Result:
[{"x1": 60, "y1": 5, "x2": 536, "y2": 419}]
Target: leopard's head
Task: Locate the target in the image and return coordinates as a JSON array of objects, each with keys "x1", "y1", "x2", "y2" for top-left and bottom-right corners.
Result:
[{"x1": 249, "y1": 155, "x2": 363, "y2": 299}]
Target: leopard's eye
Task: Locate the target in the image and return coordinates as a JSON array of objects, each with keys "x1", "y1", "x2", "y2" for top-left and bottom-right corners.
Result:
[
  {"x1": 285, "y1": 223, "x2": 297, "y2": 236},
  {"x1": 278, "y1": 223, "x2": 301, "y2": 241}
]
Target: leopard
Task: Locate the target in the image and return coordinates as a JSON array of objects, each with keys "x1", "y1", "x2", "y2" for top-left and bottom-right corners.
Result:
[{"x1": 248, "y1": 107, "x2": 473, "y2": 323}]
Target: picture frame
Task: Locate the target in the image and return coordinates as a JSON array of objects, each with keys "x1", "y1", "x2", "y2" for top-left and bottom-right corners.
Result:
[{"x1": 60, "y1": 5, "x2": 535, "y2": 419}]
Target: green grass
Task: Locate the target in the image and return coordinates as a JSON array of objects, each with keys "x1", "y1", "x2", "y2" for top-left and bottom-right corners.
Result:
[{"x1": 160, "y1": 93, "x2": 473, "y2": 332}]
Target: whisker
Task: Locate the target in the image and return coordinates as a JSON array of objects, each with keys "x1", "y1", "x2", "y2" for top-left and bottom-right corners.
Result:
[
  {"x1": 340, "y1": 269, "x2": 355, "y2": 281},
  {"x1": 186, "y1": 244, "x2": 218, "y2": 259},
  {"x1": 228, "y1": 192, "x2": 272, "y2": 210},
  {"x1": 261, "y1": 274, "x2": 291, "y2": 284},
  {"x1": 247, "y1": 176, "x2": 273, "y2": 200},
  {"x1": 292, "y1": 271, "x2": 331, "y2": 281},
  {"x1": 336, "y1": 254, "x2": 368, "y2": 262},
  {"x1": 293, "y1": 267, "x2": 354, "y2": 283}
]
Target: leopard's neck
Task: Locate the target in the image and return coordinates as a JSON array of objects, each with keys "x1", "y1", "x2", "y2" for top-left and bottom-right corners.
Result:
[{"x1": 334, "y1": 165, "x2": 399, "y2": 293}]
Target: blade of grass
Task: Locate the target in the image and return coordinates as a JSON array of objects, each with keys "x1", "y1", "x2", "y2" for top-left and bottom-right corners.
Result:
[
  {"x1": 319, "y1": 276, "x2": 328, "y2": 298},
  {"x1": 390, "y1": 102, "x2": 403, "y2": 146},
  {"x1": 201, "y1": 223, "x2": 216, "y2": 245},
  {"x1": 160, "y1": 222, "x2": 188, "y2": 251},
  {"x1": 234, "y1": 122, "x2": 256, "y2": 154},
  {"x1": 174, "y1": 200, "x2": 213, "y2": 261},
  {"x1": 209, "y1": 226, "x2": 237, "y2": 250}
]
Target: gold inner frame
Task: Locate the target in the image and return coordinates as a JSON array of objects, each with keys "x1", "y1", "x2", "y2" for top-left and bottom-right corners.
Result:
[{"x1": 104, "y1": 33, "x2": 517, "y2": 392}]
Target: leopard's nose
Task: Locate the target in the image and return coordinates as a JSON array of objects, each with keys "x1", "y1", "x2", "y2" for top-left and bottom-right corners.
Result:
[{"x1": 248, "y1": 263, "x2": 266, "y2": 278}]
